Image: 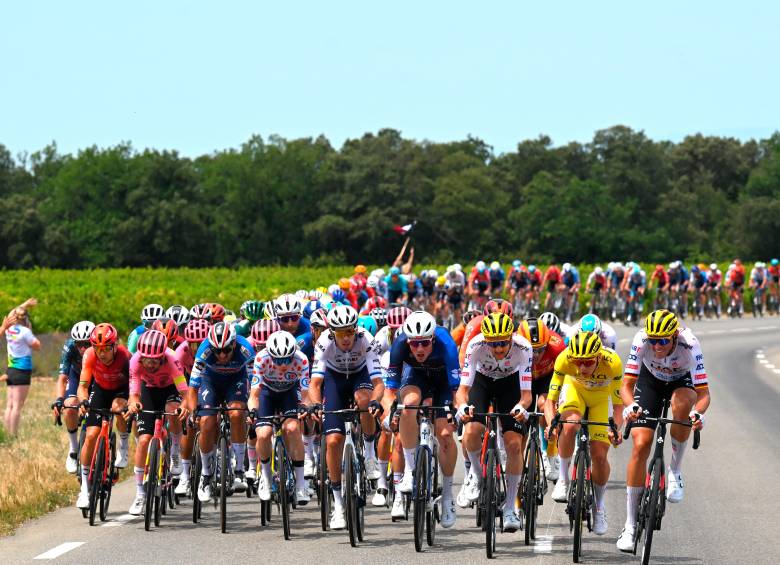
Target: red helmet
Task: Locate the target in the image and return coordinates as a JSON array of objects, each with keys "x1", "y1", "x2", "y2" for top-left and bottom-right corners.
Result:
[
  {"x1": 189, "y1": 303, "x2": 212, "y2": 321},
  {"x1": 90, "y1": 323, "x2": 118, "y2": 347},
  {"x1": 207, "y1": 303, "x2": 226, "y2": 323},
  {"x1": 152, "y1": 317, "x2": 178, "y2": 343},
  {"x1": 483, "y1": 299, "x2": 513, "y2": 318},
  {"x1": 251, "y1": 319, "x2": 281, "y2": 346},
  {"x1": 137, "y1": 330, "x2": 168, "y2": 359},
  {"x1": 365, "y1": 296, "x2": 388, "y2": 311},
  {"x1": 184, "y1": 318, "x2": 210, "y2": 343},
  {"x1": 387, "y1": 306, "x2": 412, "y2": 328},
  {"x1": 655, "y1": 264, "x2": 664, "y2": 272}
]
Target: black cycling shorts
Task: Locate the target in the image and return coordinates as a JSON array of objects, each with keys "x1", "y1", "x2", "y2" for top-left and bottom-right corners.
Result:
[
  {"x1": 631, "y1": 364, "x2": 694, "y2": 430},
  {"x1": 86, "y1": 381, "x2": 129, "y2": 427},
  {"x1": 137, "y1": 382, "x2": 181, "y2": 436},
  {"x1": 531, "y1": 373, "x2": 553, "y2": 406},
  {"x1": 467, "y1": 372, "x2": 525, "y2": 435}
]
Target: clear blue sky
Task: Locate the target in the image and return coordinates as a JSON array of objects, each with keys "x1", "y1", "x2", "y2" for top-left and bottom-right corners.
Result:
[{"x1": 2, "y1": 0, "x2": 778, "y2": 157}]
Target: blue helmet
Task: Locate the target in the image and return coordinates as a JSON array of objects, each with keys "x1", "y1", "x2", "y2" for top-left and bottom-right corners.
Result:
[
  {"x1": 302, "y1": 300, "x2": 324, "y2": 319},
  {"x1": 512, "y1": 260, "x2": 521, "y2": 268},
  {"x1": 389, "y1": 266, "x2": 401, "y2": 276},
  {"x1": 579, "y1": 314, "x2": 602, "y2": 335},
  {"x1": 692, "y1": 264, "x2": 700, "y2": 273},
  {"x1": 357, "y1": 315, "x2": 378, "y2": 336},
  {"x1": 332, "y1": 289, "x2": 346, "y2": 303},
  {"x1": 772, "y1": 259, "x2": 779, "y2": 266},
  {"x1": 528, "y1": 265, "x2": 536, "y2": 273},
  {"x1": 633, "y1": 265, "x2": 641, "y2": 274}
]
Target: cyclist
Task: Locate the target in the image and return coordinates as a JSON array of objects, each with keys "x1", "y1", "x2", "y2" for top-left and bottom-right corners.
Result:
[
  {"x1": 360, "y1": 294, "x2": 388, "y2": 316},
  {"x1": 249, "y1": 330, "x2": 311, "y2": 505},
  {"x1": 350, "y1": 264, "x2": 369, "y2": 307},
  {"x1": 308, "y1": 305, "x2": 384, "y2": 530},
  {"x1": 456, "y1": 313, "x2": 532, "y2": 532},
  {"x1": 249, "y1": 319, "x2": 280, "y2": 351},
  {"x1": 357, "y1": 314, "x2": 378, "y2": 336},
  {"x1": 545, "y1": 332, "x2": 624, "y2": 536},
  {"x1": 517, "y1": 317, "x2": 567, "y2": 481},
  {"x1": 543, "y1": 263, "x2": 562, "y2": 310},
  {"x1": 649, "y1": 264, "x2": 670, "y2": 307},
  {"x1": 420, "y1": 269, "x2": 438, "y2": 310},
  {"x1": 273, "y1": 294, "x2": 313, "y2": 359},
  {"x1": 189, "y1": 322, "x2": 254, "y2": 501},
  {"x1": 75, "y1": 323, "x2": 132, "y2": 510},
  {"x1": 576, "y1": 313, "x2": 617, "y2": 350},
  {"x1": 769, "y1": 259, "x2": 780, "y2": 308},
  {"x1": 165, "y1": 304, "x2": 191, "y2": 334},
  {"x1": 152, "y1": 317, "x2": 185, "y2": 350},
  {"x1": 750, "y1": 261, "x2": 768, "y2": 312},
  {"x1": 301, "y1": 309, "x2": 328, "y2": 477},
  {"x1": 189, "y1": 303, "x2": 213, "y2": 322},
  {"x1": 374, "y1": 306, "x2": 412, "y2": 512},
  {"x1": 727, "y1": 259, "x2": 746, "y2": 316},
  {"x1": 667, "y1": 261, "x2": 689, "y2": 317},
  {"x1": 388, "y1": 311, "x2": 460, "y2": 529},
  {"x1": 174, "y1": 318, "x2": 211, "y2": 496},
  {"x1": 560, "y1": 263, "x2": 581, "y2": 322},
  {"x1": 235, "y1": 300, "x2": 264, "y2": 338},
  {"x1": 622, "y1": 265, "x2": 647, "y2": 321},
  {"x1": 370, "y1": 307, "x2": 387, "y2": 331},
  {"x1": 706, "y1": 263, "x2": 723, "y2": 316},
  {"x1": 206, "y1": 303, "x2": 226, "y2": 323},
  {"x1": 585, "y1": 266, "x2": 608, "y2": 311},
  {"x1": 468, "y1": 261, "x2": 491, "y2": 310},
  {"x1": 127, "y1": 330, "x2": 189, "y2": 515},
  {"x1": 127, "y1": 303, "x2": 164, "y2": 353},
  {"x1": 608, "y1": 262, "x2": 627, "y2": 315},
  {"x1": 458, "y1": 299, "x2": 513, "y2": 365},
  {"x1": 53, "y1": 321, "x2": 94, "y2": 473},
  {"x1": 689, "y1": 264, "x2": 708, "y2": 316},
  {"x1": 488, "y1": 261, "x2": 505, "y2": 297},
  {"x1": 505, "y1": 260, "x2": 529, "y2": 305},
  {"x1": 385, "y1": 267, "x2": 409, "y2": 304},
  {"x1": 617, "y1": 310, "x2": 710, "y2": 551},
  {"x1": 527, "y1": 265, "x2": 543, "y2": 306}
]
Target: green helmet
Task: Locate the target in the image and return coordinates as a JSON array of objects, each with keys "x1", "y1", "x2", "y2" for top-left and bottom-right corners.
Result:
[{"x1": 241, "y1": 300, "x2": 264, "y2": 322}]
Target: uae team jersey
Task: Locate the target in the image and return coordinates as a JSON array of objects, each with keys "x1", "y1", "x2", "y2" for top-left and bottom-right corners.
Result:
[
  {"x1": 460, "y1": 334, "x2": 533, "y2": 389},
  {"x1": 625, "y1": 327, "x2": 708, "y2": 389}
]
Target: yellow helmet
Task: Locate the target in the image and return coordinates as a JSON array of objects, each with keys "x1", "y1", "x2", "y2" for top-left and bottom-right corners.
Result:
[
  {"x1": 568, "y1": 331, "x2": 602, "y2": 359},
  {"x1": 354, "y1": 264, "x2": 367, "y2": 274},
  {"x1": 263, "y1": 301, "x2": 276, "y2": 320},
  {"x1": 645, "y1": 309, "x2": 679, "y2": 338},
  {"x1": 436, "y1": 276, "x2": 446, "y2": 285},
  {"x1": 316, "y1": 286, "x2": 329, "y2": 294},
  {"x1": 480, "y1": 313, "x2": 514, "y2": 341}
]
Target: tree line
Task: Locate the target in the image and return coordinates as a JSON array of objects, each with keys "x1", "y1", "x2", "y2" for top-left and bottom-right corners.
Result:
[{"x1": 1, "y1": 125, "x2": 778, "y2": 269}]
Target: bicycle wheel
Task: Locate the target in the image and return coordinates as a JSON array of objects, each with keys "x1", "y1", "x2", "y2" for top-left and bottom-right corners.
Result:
[
  {"x1": 426, "y1": 447, "x2": 439, "y2": 547},
  {"x1": 88, "y1": 439, "x2": 105, "y2": 526},
  {"x1": 100, "y1": 435, "x2": 115, "y2": 522},
  {"x1": 413, "y1": 447, "x2": 429, "y2": 552},
  {"x1": 640, "y1": 463, "x2": 662, "y2": 565},
  {"x1": 343, "y1": 443, "x2": 358, "y2": 547},
  {"x1": 192, "y1": 447, "x2": 202, "y2": 523},
  {"x1": 485, "y1": 449, "x2": 498, "y2": 558},
  {"x1": 572, "y1": 452, "x2": 586, "y2": 563},
  {"x1": 219, "y1": 435, "x2": 229, "y2": 533},
  {"x1": 145, "y1": 440, "x2": 159, "y2": 531},
  {"x1": 154, "y1": 449, "x2": 163, "y2": 526},
  {"x1": 275, "y1": 439, "x2": 291, "y2": 540},
  {"x1": 523, "y1": 444, "x2": 537, "y2": 545},
  {"x1": 318, "y1": 434, "x2": 330, "y2": 531}
]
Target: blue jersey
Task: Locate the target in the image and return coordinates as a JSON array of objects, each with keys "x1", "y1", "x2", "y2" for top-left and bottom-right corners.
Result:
[
  {"x1": 489, "y1": 267, "x2": 505, "y2": 283},
  {"x1": 628, "y1": 272, "x2": 646, "y2": 289},
  {"x1": 562, "y1": 267, "x2": 580, "y2": 287},
  {"x1": 190, "y1": 335, "x2": 254, "y2": 388},
  {"x1": 385, "y1": 274, "x2": 409, "y2": 292},
  {"x1": 691, "y1": 271, "x2": 708, "y2": 288},
  {"x1": 58, "y1": 338, "x2": 84, "y2": 376},
  {"x1": 296, "y1": 332, "x2": 314, "y2": 362},
  {"x1": 386, "y1": 326, "x2": 460, "y2": 390},
  {"x1": 292, "y1": 316, "x2": 311, "y2": 338}
]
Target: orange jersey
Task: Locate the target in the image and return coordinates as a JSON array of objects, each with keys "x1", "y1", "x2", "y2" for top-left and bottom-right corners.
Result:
[
  {"x1": 458, "y1": 315, "x2": 484, "y2": 365},
  {"x1": 531, "y1": 332, "x2": 566, "y2": 380},
  {"x1": 80, "y1": 345, "x2": 131, "y2": 390},
  {"x1": 451, "y1": 324, "x2": 466, "y2": 348}
]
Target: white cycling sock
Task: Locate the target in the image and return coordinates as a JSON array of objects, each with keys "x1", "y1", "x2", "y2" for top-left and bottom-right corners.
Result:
[
  {"x1": 200, "y1": 449, "x2": 215, "y2": 476},
  {"x1": 232, "y1": 443, "x2": 246, "y2": 473},
  {"x1": 81, "y1": 467, "x2": 90, "y2": 494},
  {"x1": 363, "y1": 436, "x2": 376, "y2": 460},
  {"x1": 442, "y1": 475, "x2": 454, "y2": 502},
  {"x1": 68, "y1": 430, "x2": 79, "y2": 453},
  {"x1": 504, "y1": 474, "x2": 520, "y2": 509},
  {"x1": 247, "y1": 444, "x2": 257, "y2": 465},
  {"x1": 303, "y1": 434, "x2": 314, "y2": 459},
  {"x1": 393, "y1": 471, "x2": 403, "y2": 486},
  {"x1": 463, "y1": 457, "x2": 471, "y2": 476},
  {"x1": 377, "y1": 460, "x2": 388, "y2": 489},
  {"x1": 261, "y1": 459, "x2": 272, "y2": 484},
  {"x1": 134, "y1": 466, "x2": 144, "y2": 495},
  {"x1": 119, "y1": 432, "x2": 129, "y2": 452},
  {"x1": 182, "y1": 459, "x2": 191, "y2": 479},
  {"x1": 670, "y1": 438, "x2": 687, "y2": 475},
  {"x1": 402, "y1": 448, "x2": 416, "y2": 472},
  {"x1": 625, "y1": 486, "x2": 643, "y2": 529},
  {"x1": 294, "y1": 464, "x2": 306, "y2": 489},
  {"x1": 558, "y1": 456, "x2": 571, "y2": 484},
  {"x1": 171, "y1": 432, "x2": 182, "y2": 455},
  {"x1": 332, "y1": 483, "x2": 344, "y2": 509},
  {"x1": 593, "y1": 482, "x2": 607, "y2": 512},
  {"x1": 467, "y1": 450, "x2": 482, "y2": 477}
]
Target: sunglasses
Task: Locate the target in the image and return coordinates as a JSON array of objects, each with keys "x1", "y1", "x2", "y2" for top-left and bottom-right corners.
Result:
[
  {"x1": 333, "y1": 329, "x2": 356, "y2": 338},
  {"x1": 485, "y1": 339, "x2": 511, "y2": 348},
  {"x1": 648, "y1": 337, "x2": 672, "y2": 346},
  {"x1": 409, "y1": 339, "x2": 433, "y2": 349},
  {"x1": 76, "y1": 341, "x2": 91, "y2": 349},
  {"x1": 572, "y1": 358, "x2": 598, "y2": 367},
  {"x1": 272, "y1": 356, "x2": 293, "y2": 365},
  {"x1": 94, "y1": 345, "x2": 115, "y2": 354},
  {"x1": 214, "y1": 345, "x2": 235, "y2": 355},
  {"x1": 532, "y1": 345, "x2": 547, "y2": 356},
  {"x1": 279, "y1": 315, "x2": 300, "y2": 324}
]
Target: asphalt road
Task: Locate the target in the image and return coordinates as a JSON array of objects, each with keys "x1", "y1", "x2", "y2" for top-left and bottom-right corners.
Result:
[{"x1": 3, "y1": 316, "x2": 780, "y2": 564}]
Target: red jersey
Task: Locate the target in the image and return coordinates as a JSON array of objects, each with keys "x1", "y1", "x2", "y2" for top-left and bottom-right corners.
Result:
[
  {"x1": 528, "y1": 270, "x2": 542, "y2": 286},
  {"x1": 80, "y1": 345, "x2": 131, "y2": 390},
  {"x1": 544, "y1": 266, "x2": 561, "y2": 283},
  {"x1": 350, "y1": 274, "x2": 367, "y2": 292},
  {"x1": 531, "y1": 333, "x2": 566, "y2": 380},
  {"x1": 652, "y1": 270, "x2": 669, "y2": 286},
  {"x1": 458, "y1": 315, "x2": 484, "y2": 365}
]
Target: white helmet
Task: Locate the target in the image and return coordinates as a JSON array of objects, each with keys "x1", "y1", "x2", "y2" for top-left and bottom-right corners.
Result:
[
  {"x1": 266, "y1": 331, "x2": 297, "y2": 359},
  {"x1": 594, "y1": 266, "x2": 603, "y2": 275},
  {"x1": 539, "y1": 312, "x2": 561, "y2": 334},
  {"x1": 141, "y1": 303, "x2": 165, "y2": 323},
  {"x1": 327, "y1": 284, "x2": 340, "y2": 295},
  {"x1": 453, "y1": 263, "x2": 462, "y2": 272},
  {"x1": 710, "y1": 263, "x2": 718, "y2": 271},
  {"x1": 310, "y1": 309, "x2": 328, "y2": 328},
  {"x1": 490, "y1": 261, "x2": 500, "y2": 270},
  {"x1": 607, "y1": 262, "x2": 615, "y2": 270},
  {"x1": 165, "y1": 305, "x2": 191, "y2": 327},
  {"x1": 371, "y1": 268, "x2": 385, "y2": 278},
  {"x1": 366, "y1": 275, "x2": 379, "y2": 289},
  {"x1": 319, "y1": 294, "x2": 334, "y2": 305},
  {"x1": 263, "y1": 301, "x2": 276, "y2": 319},
  {"x1": 295, "y1": 289, "x2": 308, "y2": 300},
  {"x1": 428, "y1": 269, "x2": 438, "y2": 279},
  {"x1": 562, "y1": 263, "x2": 572, "y2": 272},
  {"x1": 309, "y1": 290, "x2": 324, "y2": 300},
  {"x1": 71, "y1": 321, "x2": 96, "y2": 342},
  {"x1": 327, "y1": 305, "x2": 358, "y2": 330},
  {"x1": 403, "y1": 311, "x2": 436, "y2": 340},
  {"x1": 273, "y1": 294, "x2": 303, "y2": 316}
]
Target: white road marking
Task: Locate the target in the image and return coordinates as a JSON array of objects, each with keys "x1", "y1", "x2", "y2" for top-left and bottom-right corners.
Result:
[
  {"x1": 766, "y1": 364, "x2": 776, "y2": 369},
  {"x1": 760, "y1": 359, "x2": 768, "y2": 364},
  {"x1": 534, "y1": 534, "x2": 554, "y2": 553},
  {"x1": 34, "y1": 542, "x2": 85, "y2": 560},
  {"x1": 709, "y1": 330, "x2": 726, "y2": 334},
  {"x1": 756, "y1": 354, "x2": 766, "y2": 359},
  {"x1": 757, "y1": 326, "x2": 778, "y2": 330},
  {"x1": 774, "y1": 369, "x2": 780, "y2": 375},
  {"x1": 733, "y1": 328, "x2": 750, "y2": 333},
  {"x1": 618, "y1": 338, "x2": 629, "y2": 344}
]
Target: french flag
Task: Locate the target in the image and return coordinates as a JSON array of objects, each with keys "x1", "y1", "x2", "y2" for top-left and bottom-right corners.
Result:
[{"x1": 393, "y1": 221, "x2": 416, "y2": 235}]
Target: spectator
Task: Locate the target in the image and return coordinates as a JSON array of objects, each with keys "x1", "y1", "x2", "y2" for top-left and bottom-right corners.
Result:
[{"x1": 2, "y1": 299, "x2": 40, "y2": 436}]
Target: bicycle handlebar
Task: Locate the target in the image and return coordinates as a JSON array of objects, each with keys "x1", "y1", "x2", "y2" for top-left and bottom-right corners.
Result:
[{"x1": 622, "y1": 411, "x2": 702, "y2": 449}]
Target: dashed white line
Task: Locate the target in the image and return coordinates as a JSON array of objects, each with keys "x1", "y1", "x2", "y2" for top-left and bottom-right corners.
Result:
[
  {"x1": 534, "y1": 534, "x2": 554, "y2": 553},
  {"x1": 766, "y1": 364, "x2": 776, "y2": 369},
  {"x1": 709, "y1": 330, "x2": 726, "y2": 334},
  {"x1": 733, "y1": 328, "x2": 750, "y2": 333},
  {"x1": 756, "y1": 354, "x2": 766, "y2": 359},
  {"x1": 757, "y1": 326, "x2": 778, "y2": 330},
  {"x1": 34, "y1": 542, "x2": 85, "y2": 560},
  {"x1": 774, "y1": 369, "x2": 780, "y2": 375}
]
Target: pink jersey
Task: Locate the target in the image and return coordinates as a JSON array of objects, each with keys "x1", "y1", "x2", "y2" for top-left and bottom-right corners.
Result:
[
  {"x1": 175, "y1": 341, "x2": 196, "y2": 377},
  {"x1": 129, "y1": 350, "x2": 187, "y2": 395}
]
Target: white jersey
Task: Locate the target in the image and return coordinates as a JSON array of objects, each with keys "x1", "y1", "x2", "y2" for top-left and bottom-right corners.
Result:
[
  {"x1": 625, "y1": 327, "x2": 708, "y2": 387},
  {"x1": 560, "y1": 322, "x2": 576, "y2": 342},
  {"x1": 311, "y1": 329, "x2": 382, "y2": 379},
  {"x1": 574, "y1": 320, "x2": 617, "y2": 350},
  {"x1": 252, "y1": 349, "x2": 310, "y2": 393},
  {"x1": 446, "y1": 270, "x2": 466, "y2": 288},
  {"x1": 461, "y1": 334, "x2": 533, "y2": 389}
]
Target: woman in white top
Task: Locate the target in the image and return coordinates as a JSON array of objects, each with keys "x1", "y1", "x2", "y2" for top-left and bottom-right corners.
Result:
[{"x1": 2, "y1": 300, "x2": 41, "y2": 435}]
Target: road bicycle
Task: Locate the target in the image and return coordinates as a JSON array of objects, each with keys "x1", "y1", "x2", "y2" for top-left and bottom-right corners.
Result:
[
  {"x1": 518, "y1": 411, "x2": 548, "y2": 546},
  {"x1": 752, "y1": 286, "x2": 765, "y2": 317},
  {"x1": 623, "y1": 400, "x2": 701, "y2": 565},
  {"x1": 550, "y1": 411, "x2": 618, "y2": 563},
  {"x1": 138, "y1": 408, "x2": 181, "y2": 531},
  {"x1": 82, "y1": 405, "x2": 122, "y2": 526},
  {"x1": 257, "y1": 413, "x2": 301, "y2": 540}
]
